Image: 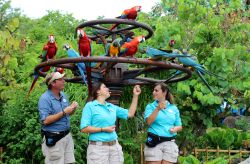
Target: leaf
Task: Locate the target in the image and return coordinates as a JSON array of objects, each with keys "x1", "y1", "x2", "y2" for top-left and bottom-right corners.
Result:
[
  {"x1": 7, "y1": 57, "x2": 18, "y2": 70},
  {"x1": 3, "y1": 55, "x2": 11, "y2": 65},
  {"x1": 6, "y1": 18, "x2": 19, "y2": 32}
]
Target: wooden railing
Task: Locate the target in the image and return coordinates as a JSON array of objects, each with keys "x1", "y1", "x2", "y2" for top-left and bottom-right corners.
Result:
[
  {"x1": 0, "y1": 147, "x2": 3, "y2": 163},
  {"x1": 140, "y1": 145, "x2": 250, "y2": 164},
  {"x1": 193, "y1": 147, "x2": 250, "y2": 163}
]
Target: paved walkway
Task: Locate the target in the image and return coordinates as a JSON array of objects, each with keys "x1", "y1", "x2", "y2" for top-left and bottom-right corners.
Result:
[{"x1": 239, "y1": 157, "x2": 250, "y2": 164}]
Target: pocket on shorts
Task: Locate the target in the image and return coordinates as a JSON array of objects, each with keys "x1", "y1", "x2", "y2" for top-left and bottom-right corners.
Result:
[
  {"x1": 117, "y1": 143, "x2": 124, "y2": 162},
  {"x1": 170, "y1": 142, "x2": 179, "y2": 158},
  {"x1": 87, "y1": 145, "x2": 102, "y2": 160},
  {"x1": 144, "y1": 146, "x2": 156, "y2": 158},
  {"x1": 49, "y1": 147, "x2": 62, "y2": 161}
]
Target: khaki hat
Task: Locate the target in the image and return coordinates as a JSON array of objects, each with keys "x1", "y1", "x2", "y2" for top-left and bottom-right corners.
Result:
[{"x1": 44, "y1": 72, "x2": 65, "y2": 85}]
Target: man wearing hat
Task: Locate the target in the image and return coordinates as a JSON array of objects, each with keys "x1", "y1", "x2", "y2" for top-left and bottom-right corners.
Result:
[{"x1": 38, "y1": 72, "x2": 78, "y2": 163}]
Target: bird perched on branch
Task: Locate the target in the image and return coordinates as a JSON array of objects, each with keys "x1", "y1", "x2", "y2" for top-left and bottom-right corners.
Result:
[
  {"x1": 63, "y1": 44, "x2": 87, "y2": 85},
  {"x1": 27, "y1": 35, "x2": 57, "y2": 96},
  {"x1": 119, "y1": 36, "x2": 145, "y2": 57},
  {"x1": 166, "y1": 49, "x2": 224, "y2": 93},
  {"x1": 110, "y1": 6, "x2": 142, "y2": 30},
  {"x1": 77, "y1": 28, "x2": 92, "y2": 97}
]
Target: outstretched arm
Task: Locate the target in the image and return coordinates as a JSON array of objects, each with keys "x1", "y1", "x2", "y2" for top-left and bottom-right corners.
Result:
[{"x1": 128, "y1": 85, "x2": 141, "y2": 118}]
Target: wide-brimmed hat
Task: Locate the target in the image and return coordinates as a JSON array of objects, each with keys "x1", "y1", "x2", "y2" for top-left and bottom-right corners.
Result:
[{"x1": 44, "y1": 72, "x2": 65, "y2": 85}]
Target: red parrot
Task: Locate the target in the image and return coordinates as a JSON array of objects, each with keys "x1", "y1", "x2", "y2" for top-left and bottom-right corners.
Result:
[
  {"x1": 39, "y1": 35, "x2": 58, "y2": 61},
  {"x1": 77, "y1": 28, "x2": 92, "y2": 97},
  {"x1": 77, "y1": 28, "x2": 91, "y2": 57},
  {"x1": 120, "y1": 6, "x2": 142, "y2": 19},
  {"x1": 119, "y1": 36, "x2": 145, "y2": 57},
  {"x1": 27, "y1": 35, "x2": 57, "y2": 96},
  {"x1": 54, "y1": 67, "x2": 64, "y2": 74},
  {"x1": 110, "y1": 6, "x2": 142, "y2": 30},
  {"x1": 101, "y1": 36, "x2": 145, "y2": 75}
]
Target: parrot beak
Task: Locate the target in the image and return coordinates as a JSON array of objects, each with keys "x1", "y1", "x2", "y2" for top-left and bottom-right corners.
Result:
[
  {"x1": 63, "y1": 44, "x2": 70, "y2": 51},
  {"x1": 136, "y1": 6, "x2": 142, "y2": 12},
  {"x1": 49, "y1": 35, "x2": 55, "y2": 43},
  {"x1": 77, "y1": 29, "x2": 82, "y2": 38},
  {"x1": 113, "y1": 41, "x2": 120, "y2": 47},
  {"x1": 139, "y1": 36, "x2": 145, "y2": 43}
]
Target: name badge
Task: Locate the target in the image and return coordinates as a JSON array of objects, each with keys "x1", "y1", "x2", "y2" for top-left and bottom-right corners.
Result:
[{"x1": 63, "y1": 99, "x2": 67, "y2": 103}]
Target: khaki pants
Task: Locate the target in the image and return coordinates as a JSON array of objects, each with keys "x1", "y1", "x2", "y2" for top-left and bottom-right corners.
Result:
[
  {"x1": 42, "y1": 133, "x2": 75, "y2": 164},
  {"x1": 87, "y1": 141, "x2": 124, "y2": 164},
  {"x1": 144, "y1": 141, "x2": 179, "y2": 163}
]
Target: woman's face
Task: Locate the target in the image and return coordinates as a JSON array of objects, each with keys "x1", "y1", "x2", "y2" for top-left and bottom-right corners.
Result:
[
  {"x1": 153, "y1": 85, "x2": 166, "y2": 101},
  {"x1": 97, "y1": 84, "x2": 110, "y2": 99}
]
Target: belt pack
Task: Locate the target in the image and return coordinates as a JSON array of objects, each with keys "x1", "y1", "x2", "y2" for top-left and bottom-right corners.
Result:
[
  {"x1": 145, "y1": 132, "x2": 175, "y2": 147},
  {"x1": 42, "y1": 130, "x2": 69, "y2": 147}
]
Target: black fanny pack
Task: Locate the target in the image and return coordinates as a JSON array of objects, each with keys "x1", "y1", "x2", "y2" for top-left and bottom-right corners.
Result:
[
  {"x1": 42, "y1": 130, "x2": 69, "y2": 147},
  {"x1": 145, "y1": 132, "x2": 175, "y2": 147}
]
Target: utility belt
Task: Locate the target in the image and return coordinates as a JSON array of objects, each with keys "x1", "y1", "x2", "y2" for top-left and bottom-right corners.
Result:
[
  {"x1": 89, "y1": 140, "x2": 117, "y2": 146},
  {"x1": 145, "y1": 132, "x2": 175, "y2": 148},
  {"x1": 41, "y1": 129, "x2": 70, "y2": 147}
]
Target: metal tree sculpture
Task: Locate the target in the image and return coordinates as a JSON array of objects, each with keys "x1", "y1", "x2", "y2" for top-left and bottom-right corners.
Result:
[{"x1": 34, "y1": 19, "x2": 192, "y2": 104}]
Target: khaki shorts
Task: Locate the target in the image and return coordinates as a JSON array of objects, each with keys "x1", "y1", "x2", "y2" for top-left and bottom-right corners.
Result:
[
  {"x1": 144, "y1": 141, "x2": 179, "y2": 163},
  {"x1": 42, "y1": 133, "x2": 75, "y2": 164},
  {"x1": 87, "y1": 140, "x2": 124, "y2": 164}
]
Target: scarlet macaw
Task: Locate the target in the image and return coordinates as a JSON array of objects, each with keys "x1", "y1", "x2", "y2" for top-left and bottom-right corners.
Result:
[
  {"x1": 27, "y1": 35, "x2": 57, "y2": 96},
  {"x1": 77, "y1": 28, "x2": 91, "y2": 57},
  {"x1": 119, "y1": 36, "x2": 145, "y2": 57},
  {"x1": 120, "y1": 6, "x2": 141, "y2": 19},
  {"x1": 110, "y1": 6, "x2": 142, "y2": 30},
  {"x1": 101, "y1": 36, "x2": 145, "y2": 74},
  {"x1": 39, "y1": 35, "x2": 58, "y2": 61},
  {"x1": 77, "y1": 29, "x2": 92, "y2": 96}
]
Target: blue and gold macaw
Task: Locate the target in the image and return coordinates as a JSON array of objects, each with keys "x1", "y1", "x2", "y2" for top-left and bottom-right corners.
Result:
[
  {"x1": 63, "y1": 44, "x2": 87, "y2": 85},
  {"x1": 167, "y1": 50, "x2": 224, "y2": 93},
  {"x1": 144, "y1": 47, "x2": 190, "y2": 59},
  {"x1": 106, "y1": 39, "x2": 121, "y2": 57}
]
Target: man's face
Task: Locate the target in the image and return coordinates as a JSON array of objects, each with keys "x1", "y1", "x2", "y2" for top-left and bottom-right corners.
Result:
[{"x1": 52, "y1": 78, "x2": 65, "y2": 90}]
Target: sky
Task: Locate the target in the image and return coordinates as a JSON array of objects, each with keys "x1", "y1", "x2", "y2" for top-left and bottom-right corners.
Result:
[{"x1": 11, "y1": 0, "x2": 160, "y2": 20}]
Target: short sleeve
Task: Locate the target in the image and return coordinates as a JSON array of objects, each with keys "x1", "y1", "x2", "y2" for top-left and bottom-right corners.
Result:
[
  {"x1": 38, "y1": 96, "x2": 52, "y2": 122},
  {"x1": 174, "y1": 107, "x2": 182, "y2": 126},
  {"x1": 115, "y1": 105, "x2": 128, "y2": 120},
  {"x1": 80, "y1": 102, "x2": 92, "y2": 130},
  {"x1": 144, "y1": 104, "x2": 153, "y2": 121}
]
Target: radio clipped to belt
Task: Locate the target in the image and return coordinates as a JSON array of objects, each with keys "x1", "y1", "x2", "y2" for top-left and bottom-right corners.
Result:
[
  {"x1": 42, "y1": 130, "x2": 69, "y2": 147},
  {"x1": 145, "y1": 132, "x2": 175, "y2": 147}
]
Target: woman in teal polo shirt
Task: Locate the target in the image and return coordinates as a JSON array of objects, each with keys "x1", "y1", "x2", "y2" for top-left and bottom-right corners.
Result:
[
  {"x1": 80, "y1": 82, "x2": 141, "y2": 164},
  {"x1": 144, "y1": 83, "x2": 182, "y2": 164}
]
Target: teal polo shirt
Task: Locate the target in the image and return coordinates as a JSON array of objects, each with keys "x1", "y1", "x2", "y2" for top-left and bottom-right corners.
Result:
[
  {"x1": 80, "y1": 100, "x2": 129, "y2": 141},
  {"x1": 144, "y1": 100, "x2": 182, "y2": 137}
]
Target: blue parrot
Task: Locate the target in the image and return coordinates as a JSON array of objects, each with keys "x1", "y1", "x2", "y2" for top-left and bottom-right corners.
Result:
[
  {"x1": 144, "y1": 47, "x2": 191, "y2": 59},
  {"x1": 166, "y1": 50, "x2": 224, "y2": 93},
  {"x1": 63, "y1": 44, "x2": 87, "y2": 85}
]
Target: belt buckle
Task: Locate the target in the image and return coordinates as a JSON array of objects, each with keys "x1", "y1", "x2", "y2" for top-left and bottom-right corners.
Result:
[
  {"x1": 96, "y1": 141, "x2": 102, "y2": 146},
  {"x1": 109, "y1": 140, "x2": 116, "y2": 146},
  {"x1": 52, "y1": 132, "x2": 60, "y2": 134}
]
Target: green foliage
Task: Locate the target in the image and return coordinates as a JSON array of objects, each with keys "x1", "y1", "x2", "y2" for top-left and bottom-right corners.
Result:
[
  {"x1": 235, "y1": 117, "x2": 250, "y2": 131},
  {"x1": 204, "y1": 157, "x2": 228, "y2": 164},
  {"x1": 205, "y1": 127, "x2": 247, "y2": 149},
  {"x1": 179, "y1": 155, "x2": 200, "y2": 164}
]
